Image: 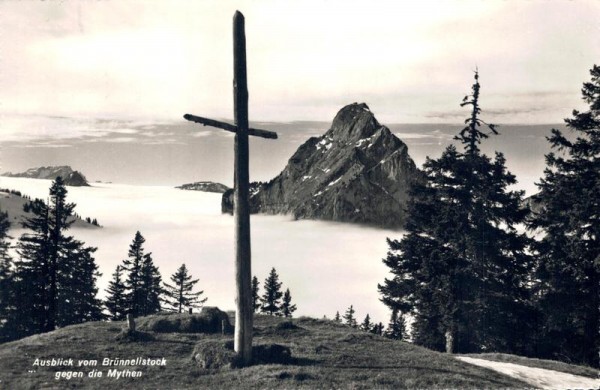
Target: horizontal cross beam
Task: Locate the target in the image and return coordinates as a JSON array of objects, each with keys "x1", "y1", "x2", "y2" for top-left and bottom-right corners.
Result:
[{"x1": 184, "y1": 113, "x2": 278, "y2": 139}]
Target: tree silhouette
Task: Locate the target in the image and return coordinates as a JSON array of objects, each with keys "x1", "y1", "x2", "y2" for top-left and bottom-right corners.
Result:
[
  {"x1": 281, "y1": 288, "x2": 297, "y2": 318},
  {"x1": 163, "y1": 263, "x2": 207, "y2": 313},
  {"x1": 139, "y1": 253, "x2": 162, "y2": 315},
  {"x1": 530, "y1": 65, "x2": 600, "y2": 368},
  {"x1": 343, "y1": 305, "x2": 357, "y2": 328},
  {"x1": 360, "y1": 314, "x2": 372, "y2": 332},
  {"x1": 384, "y1": 309, "x2": 406, "y2": 340},
  {"x1": 0, "y1": 209, "x2": 14, "y2": 340},
  {"x1": 379, "y1": 71, "x2": 534, "y2": 354},
  {"x1": 251, "y1": 276, "x2": 260, "y2": 312},
  {"x1": 9, "y1": 178, "x2": 102, "y2": 338},
  {"x1": 261, "y1": 268, "x2": 283, "y2": 316},
  {"x1": 105, "y1": 265, "x2": 127, "y2": 321},
  {"x1": 122, "y1": 231, "x2": 146, "y2": 316}
]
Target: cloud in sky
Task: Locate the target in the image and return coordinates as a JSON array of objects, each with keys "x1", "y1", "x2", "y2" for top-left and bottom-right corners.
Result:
[
  {"x1": 0, "y1": 113, "x2": 177, "y2": 143},
  {"x1": 394, "y1": 130, "x2": 453, "y2": 140},
  {"x1": 192, "y1": 130, "x2": 214, "y2": 138},
  {"x1": 0, "y1": 0, "x2": 599, "y2": 130}
]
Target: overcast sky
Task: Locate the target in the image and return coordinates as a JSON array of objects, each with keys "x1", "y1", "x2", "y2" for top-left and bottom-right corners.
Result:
[{"x1": 1, "y1": 0, "x2": 599, "y2": 139}]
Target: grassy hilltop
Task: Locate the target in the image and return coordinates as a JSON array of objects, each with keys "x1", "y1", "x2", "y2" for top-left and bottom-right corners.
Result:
[{"x1": 0, "y1": 313, "x2": 534, "y2": 389}]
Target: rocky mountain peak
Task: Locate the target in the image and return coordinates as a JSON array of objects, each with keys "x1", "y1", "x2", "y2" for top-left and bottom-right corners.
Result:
[
  {"x1": 222, "y1": 103, "x2": 423, "y2": 229},
  {"x1": 326, "y1": 102, "x2": 382, "y2": 141}
]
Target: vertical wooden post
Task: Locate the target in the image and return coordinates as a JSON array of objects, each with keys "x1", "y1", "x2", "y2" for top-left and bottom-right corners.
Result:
[
  {"x1": 445, "y1": 330, "x2": 454, "y2": 353},
  {"x1": 127, "y1": 314, "x2": 136, "y2": 332},
  {"x1": 232, "y1": 10, "x2": 253, "y2": 366}
]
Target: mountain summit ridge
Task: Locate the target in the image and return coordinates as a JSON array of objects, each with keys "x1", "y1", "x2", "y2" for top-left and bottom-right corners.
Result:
[
  {"x1": 2, "y1": 166, "x2": 90, "y2": 187},
  {"x1": 222, "y1": 103, "x2": 422, "y2": 229},
  {"x1": 176, "y1": 181, "x2": 230, "y2": 194}
]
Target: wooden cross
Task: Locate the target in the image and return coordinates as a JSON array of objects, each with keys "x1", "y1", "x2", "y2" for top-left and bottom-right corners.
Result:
[{"x1": 183, "y1": 11, "x2": 277, "y2": 366}]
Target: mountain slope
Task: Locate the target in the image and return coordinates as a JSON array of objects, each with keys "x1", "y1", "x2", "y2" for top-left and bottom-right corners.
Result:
[
  {"x1": 0, "y1": 314, "x2": 530, "y2": 389},
  {"x1": 222, "y1": 103, "x2": 422, "y2": 229},
  {"x1": 0, "y1": 188, "x2": 100, "y2": 229}
]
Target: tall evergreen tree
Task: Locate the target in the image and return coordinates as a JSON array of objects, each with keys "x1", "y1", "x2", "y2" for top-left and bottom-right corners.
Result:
[
  {"x1": 281, "y1": 288, "x2": 297, "y2": 318},
  {"x1": 530, "y1": 65, "x2": 600, "y2": 368},
  {"x1": 251, "y1": 276, "x2": 260, "y2": 313},
  {"x1": 139, "y1": 253, "x2": 162, "y2": 315},
  {"x1": 57, "y1": 244, "x2": 104, "y2": 325},
  {"x1": 45, "y1": 177, "x2": 76, "y2": 330},
  {"x1": 105, "y1": 265, "x2": 128, "y2": 321},
  {"x1": 261, "y1": 267, "x2": 283, "y2": 316},
  {"x1": 163, "y1": 263, "x2": 207, "y2": 313},
  {"x1": 11, "y1": 199, "x2": 48, "y2": 337},
  {"x1": 122, "y1": 231, "x2": 146, "y2": 316},
  {"x1": 343, "y1": 305, "x2": 357, "y2": 328},
  {"x1": 379, "y1": 71, "x2": 534, "y2": 355},
  {"x1": 10, "y1": 178, "x2": 102, "y2": 338},
  {"x1": 120, "y1": 232, "x2": 165, "y2": 316}
]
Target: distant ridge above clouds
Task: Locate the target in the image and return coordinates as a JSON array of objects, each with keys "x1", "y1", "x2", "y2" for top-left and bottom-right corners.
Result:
[
  {"x1": 2, "y1": 166, "x2": 90, "y2": 187},
  {"x1": 176, "y1": 181, "x2": 230, "y2": 194}
]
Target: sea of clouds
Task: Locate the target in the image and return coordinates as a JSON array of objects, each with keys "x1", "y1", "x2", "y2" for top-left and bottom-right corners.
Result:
[{"x1": 1, "y1": 176, "x2": 398, "y2": 324}]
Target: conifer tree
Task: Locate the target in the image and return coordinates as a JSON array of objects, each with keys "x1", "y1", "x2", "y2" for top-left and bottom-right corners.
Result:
[
  {"x1": 368, "y1": 322, "x2": 379, "y2": 335},
  {"x1": 261, "y1": 267, "x2": 283, "y2": 316},
  {"x1": 57, "y1": 245, "x2": 104, "y2": 325},
  {"x1": 0, "y1": 209, "x2": 14, "y2": 340},
  {"x1": 360, "y1": 314, "x2": 372, "y2": 332},
  {"x1": 379, "y1": 71, "x2": 534, "y2": 354},
  {"x1": 163, "y1": 263, "x2": 207, "y2": 313},
  {"x1": 120, "y1": 233, "x2": 165, "y2": 316},
  {"x1": 251, "y1": 276, "x2": 260, "y2": 312},
  {"x1": 281, "y1": 288, "x2": 297, "y2": 318},
  {"x1": 139, "y1": 253, "x2": 162, "y2": 315},
  {"x1": 384, "y1": 309, "x2": 406, "y2": 340},
  {"x1": 122, "y1": 231, "x2": 146, "y2": 316},
  {"x1": 0, "y1": 209, "x2": 10, "y2": 263},
  {"x1": 10, "y1": 178, "x2": 102, "y2": 337},
  {"x1": 343, "y1": 305, "x2": 357, "y2": 328},
  {"x1": 12, "y1": 199, "x2": 48, "y2": 336},
  {"x1": 334, "y1": 311, "x2": 341, "y2": 323},
  {"x1": 105, "y1": 265, "x2": 128, "y2": 321},
  {"x1": 530, "y1": 65, "x2": 600, "y2": 368},
  {"x1": 46, "y1": 177, "x2": 75, "y2": 330}
]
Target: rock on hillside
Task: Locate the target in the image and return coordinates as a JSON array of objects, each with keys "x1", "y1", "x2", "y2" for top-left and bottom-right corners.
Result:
[
  {"x1": 177, "y1": 181, "x2": 230, "y2": 194},
  {"x1": 222, "y1": 103, "x2": 422, "y2": 229},
  {"x1": 3, "y1": 166, "x2": 90, "y2": 187}
]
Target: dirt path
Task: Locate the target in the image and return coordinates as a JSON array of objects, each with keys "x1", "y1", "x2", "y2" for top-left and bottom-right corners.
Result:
[{"x1": 456, "y1": 356, "x2": 600, "y2": 389}]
